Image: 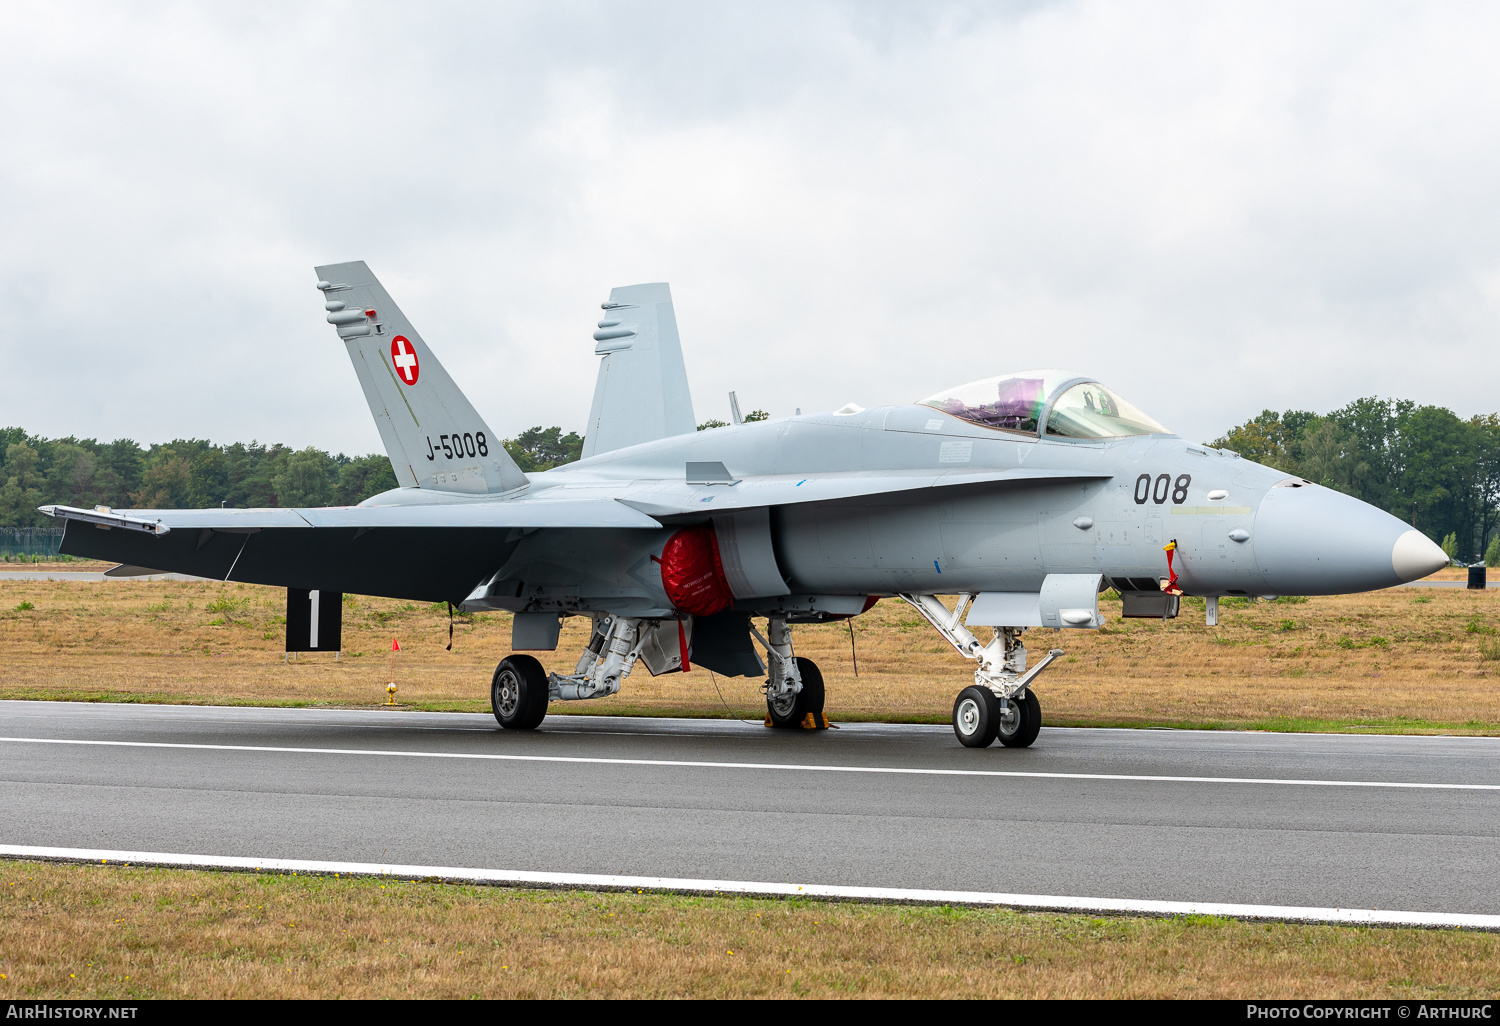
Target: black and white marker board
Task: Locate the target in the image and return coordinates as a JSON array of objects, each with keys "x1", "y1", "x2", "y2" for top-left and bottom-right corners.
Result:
[{"x1": 285, "y1": 588, "x2": 343, "y2": 652}]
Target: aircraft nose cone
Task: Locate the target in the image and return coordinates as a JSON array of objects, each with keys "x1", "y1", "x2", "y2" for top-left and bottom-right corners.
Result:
[
  {"x1": 1254, "y1": 483, "x2": 1432, "y2": 595},
  {"x1": 1391, "y1": 529, "x2": 1450, "y2": 583}
]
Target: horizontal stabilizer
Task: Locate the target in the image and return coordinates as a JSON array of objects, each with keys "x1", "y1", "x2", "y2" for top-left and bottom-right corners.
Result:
[{"x1": 103, "y1": 564, "x2": 168, "y2": 577}]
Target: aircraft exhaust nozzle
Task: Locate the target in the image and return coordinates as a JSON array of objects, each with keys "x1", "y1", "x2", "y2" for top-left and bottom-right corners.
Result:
[{"x1": 1253, "y1": 483, "x2": 1446, "y2": 595}]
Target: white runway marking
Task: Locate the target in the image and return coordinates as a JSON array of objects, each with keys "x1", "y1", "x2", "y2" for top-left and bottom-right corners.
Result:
[
  {"x1": 4, "y1": 735, "x2": 1499, "y2": 791},
  {"x1": 1, "y1": 843, "x2": 1495, "y2": 930}
]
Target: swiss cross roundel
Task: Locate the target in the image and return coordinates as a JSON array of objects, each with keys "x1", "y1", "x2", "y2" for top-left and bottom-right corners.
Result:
[{"x1": 390, "y1": 336, "x2": 420, "y2": 386}]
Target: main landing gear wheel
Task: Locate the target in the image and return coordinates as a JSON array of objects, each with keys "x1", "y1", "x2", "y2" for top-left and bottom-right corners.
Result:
[
  {"x1": 952, "y1": 685, "x2": 1000, "y2": 748},
  {"x1": 766, "y1": 656, "x2": 825, "y2": 728},
  {"x1": 997, "y1": 690, "x2": 1042, "y2": 749},
  {"x1": 492, "y1": 655, "x2": 549, "y2": 730}
]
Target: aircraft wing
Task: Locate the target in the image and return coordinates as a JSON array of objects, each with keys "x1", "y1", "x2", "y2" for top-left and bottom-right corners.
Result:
[
  {"x1": 617, "y1": 467, "x2": 1111, "y2": 518},
  {"x1": 39, "y1": 499, "x2": 662, "y2": 604},
  {"x1": 40, "y1": 499, "x2": 662, "y2": 532}
]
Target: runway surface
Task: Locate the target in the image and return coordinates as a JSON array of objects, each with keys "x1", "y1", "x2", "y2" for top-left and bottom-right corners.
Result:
[{"x1": 2, "y1": 700, "x2": 1499, "y2": 920}]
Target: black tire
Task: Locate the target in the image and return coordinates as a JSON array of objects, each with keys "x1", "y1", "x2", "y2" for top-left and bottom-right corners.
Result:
[
  {"x1": 766, "y1": 656, "x2": 825, "y2": 728},
  {"x1": 491, "y1": 655, "x2": 549, "y2": 730},
  {"x1": 997, "y1": 690, "x2": 1041, "y2": 749},
  {"x1": 952, "y1": 685, "x2": 1000, "y2": 748}
]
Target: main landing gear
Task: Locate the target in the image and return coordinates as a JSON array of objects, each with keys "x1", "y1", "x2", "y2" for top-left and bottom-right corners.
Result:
[
  {"x1": 766, "y1": 656, "x2": 825, "y2": 727},
  {"x1": 491, "y1": 614, "x2": 667, "y2": 731},
  {"x1": 753, "y1": 617, "x2": 826, "y2": 728},
  {"x1": 488, "y1": 612, "x2": 829, "y2": 732},
  {"x1": 901, "y1": 593, "x2": 1060, "y2": 750}
]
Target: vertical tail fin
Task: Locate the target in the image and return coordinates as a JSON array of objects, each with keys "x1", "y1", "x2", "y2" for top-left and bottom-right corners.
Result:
[
  {"x1": 315, "y1": 261, "x2": 528, "y2": 495},
  {"x1": 580, "y1": 282, "x2": 697, "y2": 460}
]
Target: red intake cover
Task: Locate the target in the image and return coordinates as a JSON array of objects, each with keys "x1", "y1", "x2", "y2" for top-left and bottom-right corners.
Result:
[{"x1": 658, "y1": 525, "x2": 733, "y2": 616}]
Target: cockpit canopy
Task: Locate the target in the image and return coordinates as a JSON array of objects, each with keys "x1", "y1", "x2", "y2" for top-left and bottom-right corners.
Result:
[{"x1": 917, "y1": 370, "x2": 1170, "y2": 439}]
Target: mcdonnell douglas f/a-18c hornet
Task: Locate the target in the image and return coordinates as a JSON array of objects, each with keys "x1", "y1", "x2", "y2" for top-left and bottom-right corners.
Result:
[{"x1": 41, "y1": 262, "x2": 1449, "y2": 748}]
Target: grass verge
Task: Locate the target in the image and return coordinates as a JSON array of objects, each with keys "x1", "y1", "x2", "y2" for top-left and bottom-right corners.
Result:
[{"x1": 1, "y1": 861, "x2": 1497, "y2": 999}]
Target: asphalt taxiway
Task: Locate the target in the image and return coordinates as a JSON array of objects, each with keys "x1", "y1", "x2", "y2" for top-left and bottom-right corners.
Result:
[{"x1": 2, "y1": 700, "x2": 1497, "y2": 922}]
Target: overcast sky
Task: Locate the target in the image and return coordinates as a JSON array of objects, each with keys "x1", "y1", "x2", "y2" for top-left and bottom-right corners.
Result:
[{"x1": 3, "y1": 1, "x2": 1498, "y2": 455}]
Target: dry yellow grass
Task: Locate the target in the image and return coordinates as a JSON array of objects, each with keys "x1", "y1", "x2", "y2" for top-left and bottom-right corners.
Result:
[
  {"x1": 1, "y1": 861, "x2": 1496, "y2": 999},
  {"x1": 0, "y1": 560, "x2": 114, "y2": 572},
  {"x1": 1, "y1": 576, "x2": 1497, "y2": 731}
]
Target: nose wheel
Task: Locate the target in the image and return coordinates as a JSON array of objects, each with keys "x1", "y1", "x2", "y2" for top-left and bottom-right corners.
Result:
[
  {"x1": 952, "y1": 686, "x2": 999, "y2": 748},
  {"x1": 997, "y1": 690, "x2": 1041, "y2": 748},
  {"x1": 952, "y1": 687, "x2": 1042, "y2": 748}
]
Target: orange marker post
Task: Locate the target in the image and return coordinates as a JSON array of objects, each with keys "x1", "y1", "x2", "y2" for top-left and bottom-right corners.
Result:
[{"x1": 386, "y1": 638, "x2": 401, "y2": 705}]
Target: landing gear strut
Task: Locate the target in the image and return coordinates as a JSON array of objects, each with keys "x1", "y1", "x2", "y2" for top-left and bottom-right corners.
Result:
[
  {"x1": 753, "y1": 617, "x2": 826, "y2": 728},
  {"x1": 901, "y1": 593, "x2": 1062, "y2": 750},
  {"x1": 492, "y1": 614, "x2": 675, "y2": 730}
]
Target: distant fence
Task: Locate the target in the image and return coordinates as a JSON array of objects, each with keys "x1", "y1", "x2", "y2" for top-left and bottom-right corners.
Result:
[{"x1": 0, "y1": 527, "x2": 66, "y2": 560}]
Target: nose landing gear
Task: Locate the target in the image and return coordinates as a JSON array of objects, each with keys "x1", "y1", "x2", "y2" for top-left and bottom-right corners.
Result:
[{"x1": 901, "y1": 593, "x2": 1062, "y2": 750}]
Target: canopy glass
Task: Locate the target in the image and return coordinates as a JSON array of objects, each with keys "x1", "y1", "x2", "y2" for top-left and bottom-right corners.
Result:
[{"x1": 917, "y1": 371, "x2": 1169, "y2": 438}]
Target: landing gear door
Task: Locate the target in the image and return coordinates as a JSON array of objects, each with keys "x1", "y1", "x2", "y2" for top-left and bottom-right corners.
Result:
[
  {"x1": 1039, "y1": 573, "x2": 1104, "y2": 629},
  {"x1": 638, "y1": 618, "x2": 692, "y2": 676}
]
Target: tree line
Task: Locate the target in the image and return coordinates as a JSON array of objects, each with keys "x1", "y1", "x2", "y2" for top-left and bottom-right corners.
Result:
[
  {"x1": 0, "y1": 425, "x2": 588, "y2": 528},
  {"x1": 1211, "y1": 399, "x2": 1500, "y2": 564}
]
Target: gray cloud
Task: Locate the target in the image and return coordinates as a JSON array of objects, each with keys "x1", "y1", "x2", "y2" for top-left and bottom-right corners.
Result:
[{"x1": 2, "y1": 0, "x2": 1498, "y2": 454}]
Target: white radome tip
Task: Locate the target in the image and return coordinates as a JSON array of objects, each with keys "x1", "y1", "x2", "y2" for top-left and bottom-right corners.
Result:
[{"x1": 1392, "y1": 530, "x2": 1449, "y2": 582}]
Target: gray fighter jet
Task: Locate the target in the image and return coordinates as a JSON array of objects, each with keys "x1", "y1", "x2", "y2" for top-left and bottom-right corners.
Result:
[{"x1": 41, "y1": 262, "x2": 1449, "y2": 748}]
